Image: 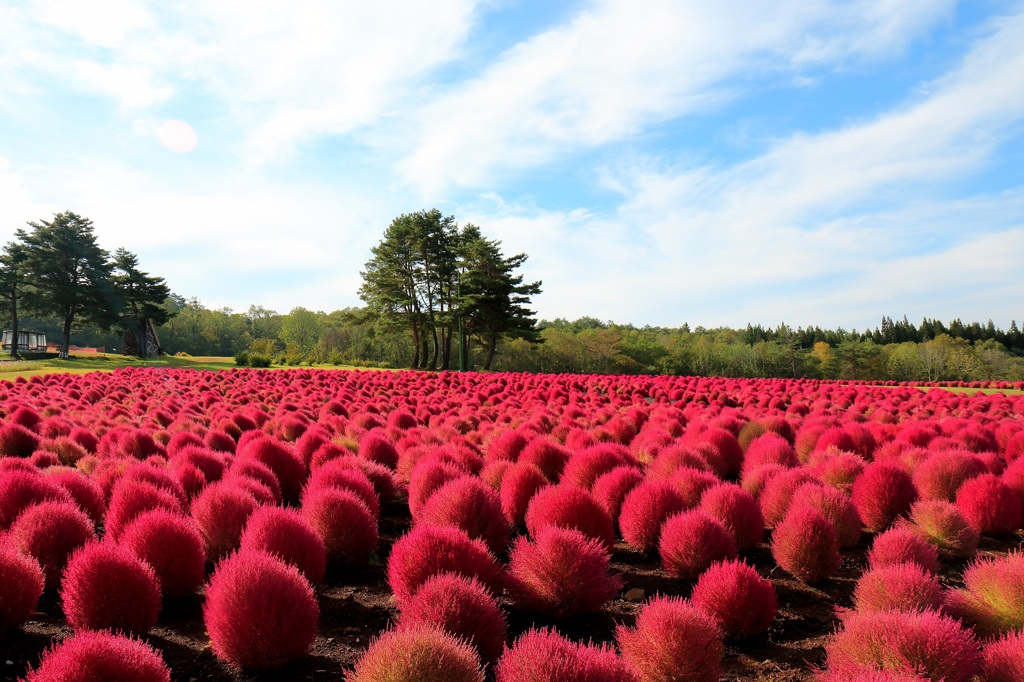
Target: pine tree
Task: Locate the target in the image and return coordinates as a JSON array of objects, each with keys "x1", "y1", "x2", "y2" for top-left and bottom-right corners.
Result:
[
  {"x1": 0, "y1": 242, "x2": 30, "y2": 357},
  {"x1": 111, "y1": 248, "x2": 173, "y2": 357}
]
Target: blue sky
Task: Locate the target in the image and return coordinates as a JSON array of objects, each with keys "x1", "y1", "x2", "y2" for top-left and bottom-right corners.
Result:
[{"x1": 1, "y1": 0, "x2": 1022, "y2": 331}]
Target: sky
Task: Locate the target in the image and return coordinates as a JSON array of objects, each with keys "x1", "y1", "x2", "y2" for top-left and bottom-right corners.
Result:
[{"x1": 1, "y1": 0, "x2": 1023, "y2": 332}]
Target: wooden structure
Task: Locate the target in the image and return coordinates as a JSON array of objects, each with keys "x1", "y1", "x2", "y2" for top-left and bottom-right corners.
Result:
[
  {"x1": 1, "y1": 330, "x2": 47, "y2": 353},
  {"x1": 122, "y1": 318, "x2": 163, "y2": 358}
]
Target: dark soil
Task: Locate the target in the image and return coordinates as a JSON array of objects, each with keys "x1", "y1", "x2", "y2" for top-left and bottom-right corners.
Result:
[{"x1": 2, "y1": 501, "x2": 1018, "y2": 681}]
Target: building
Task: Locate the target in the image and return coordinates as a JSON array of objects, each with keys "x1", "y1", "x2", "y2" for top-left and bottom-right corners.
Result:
[{"x1": 1, "y1": 330, "x2": 47, "y2": 353}]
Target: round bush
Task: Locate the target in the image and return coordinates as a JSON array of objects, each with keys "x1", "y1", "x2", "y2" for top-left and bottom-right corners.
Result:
[
  {"x1": 0, "y1": 422, "x2": 40, "y2": 458},
  {"x1": 518, "y1": 438, "x2": 570, "y2": 482},
  {"x1": 560, "y1": 444, "x2": 635, "y2": 489},
  {"x1": 495, "y1": 628, "x2": 636, "y2": 682},
  {"x1": 0, "y1": 470, "x2": 72, "y2": 529},
  {"x1": 759, "y1": 467, "x2": 818, "y2": 529},
  {"x1": 387, "y1": 525, "x2": 505, "y2": 606},
  {"x1": 119, "y1": 509, "x2": 207, "y2": 598},
  {"x1": 190, "y1": 481, "x2": 261, "y2": 561},
  {"x1": 618, "y1": 480, "x2": 687, "y2": 552},
  {"x1": 908, "y1": 499, "x2": 979, "y2": 558},
  {"x1": 408, "y1": 460, "x2": 467, "y2": 520},
  {"x1": 852, "y1": 462, "x2": 917, "y2": 533},
  {"x1": 659, "y1": 509, "x2": 737, "y2": 580},
  {"x1": 867, "y1": 527, "x2": 940, "y2": 575},
  {"x1": 8, "y1": 500, "x2": 96, "y2": 589},
  {"x1": 0, "y1": 546, "x2": 44, "y2": 637},
  {"x1": 699, "y1": 482, "x2": 764, "y2": 550},
  {"x1": 616, "y1": 595, "x2": 723, "y2": 682},
  {"x1": 912, "y1": 450, "x2": 986, "y2": 502},
  {"x1": 358, "y1": 431, "x2": 399, "y2": 470},
  {"x1": 235, "y1": 435, "x2": 306, "y2": 504},
  {"x1": 24, "y1": 631, "x2": 171, "y2": 682},
  {"x1": 852, "y1": 562, "x2": 943, "y2": 614},
  {"x1": 226, "y1": 458, "x2": 282, "y2": 505},
  {"x1": 397, "y1": 572, "x2": 507, "y2": 667},
  {"x1": 42, "y1": 469, "x2": 106, "y2": 526},
  {"x1": 742, "y1": 432, "x2": 798, "y2": 476},
  {"x1": 104, "y1": 478, "x2": 184, "y2": 541},
  {"x1": 788, "y1": 482, "x2": 861, "y2": 548},
  {"x1": 346, "y1": 625, "x2": 484, "y2": 682},
  {"x1": 771, "y1": 505, "x2": 840, "y2": 583},
  {"x1": 239, "y1": 505, "x2": 326, "y2": 586},
  {"x1": 60, "y1": 541, "x2": 161, "y2": 635},
  {"x1": 823, "y1": 609, "x2": 981, "y2": 682},
  {"x1": 954, "y1": 473, "x2": 1022, "y2": 536},
  {"x1": 418, "y1": 476, "x2": 509, "y2": 555},
  {"x1": 303, "y1": 464, "x2": 379, "y2": 518},
  {"x1": 204, "y1": 550, "x2": 319, "y2": 669},
  {"x1": 525, "y1": 484, "x2": 616, "y2": 551},
  {"x1": 690, "y1": 559, "x2": 777, "y2": 638},
  {"x1": 591, "y1": 466, "x2": 644, "y2": 520},
  {"x1": 945, "y1": 552, "x2": 1024, "y2": 636},
  {"x1": 983, "y1": 629, "x2": 1024, "y2": 682},
  {"x1": 301, "y1": 486, "x2": 378, "y2": 566},
  {"x1": 670, "y1": 466, "x2": 720, "y2": 508},
  {"x1": 500, "y1": 462, "x2": 549, "y2": 527},
  {"x1": 508, "y1": 525, "x2": 621, "y2": 619}
]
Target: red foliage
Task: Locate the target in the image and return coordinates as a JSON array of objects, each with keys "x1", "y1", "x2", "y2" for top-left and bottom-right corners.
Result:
[
  {"x1": 699, "y1": 482, "x2": 764, "y2": 550},
  {"x1": 301, "y1": 486, "x2": 378, "y2": 566},
  {"x1": 346, "y1": 625, "x2": 484, "y2": 682},
  {"x1": 204, "y1": 550, "x2": 319, "y2": 669},
  {"x1": 954, "y1": 473, "x2": 1022, "y2": 535},
  {"x1": 852, "y1": 562, "x2": 943, "y2": 613},
  {"x1": 500, "y1": 462, "x2": 550, "y2": 527},
  {"x1": 0, "y1": 422, "x2": 41, "y2": 458},
  {"x1": 619, "y1": 480, "x2": 688, "y2": 552},
  {"x1": 235, "y1": 435, "x2": 306, "y2": 504},
  {"x1": 616, "y1": 595, "x2": 723, "y2": 682},
  {"x1": 517, "y1": 438, "x2": 570, "y2": 482},
  {"x1": 387, "y1": 525, "x2": 505, "y2": 606},
  {"x1": 852, "y1": 462, "x2": 917, "y2": 533},
  {"x1": 418, "y1": 476, "x2": 509, "y2": 554},
  {"x1": 867, "y1": 527, "x2": 940, "y2": 575},
  {"x1": 60, "y1": 541, "x2": 161, "y2": 635},
  {"x1": 591, "y1": 466, "x2": 644, "y2": 520},
  {"x1": 495, "y1": 628, "x2": 637, "y2": 682},
  {"x1": 912, "y1": 449, "x2": 987, "y2": 501},
  {"x1": 408, "y1": 459, "x2": 467, "y2": 520},
  {"x1": 239, "y1": 505, "x2": 326, "y2": 586},
  {"x1": 669, "y1": 466, "x2": 721, "y2": 508},
  {"x1": 742, "y1": 432, "x2": 798, "y2": 476},
  {"x1": 659, "y1": 509, "x2": 738, "y2": 580},
  {"x1": 190, "y1": 481, "x2": 261, "y2": 561},
  {"x1": 689, "y1": 427, "x2": 743, "y2": 479},
  {"x1": 690, "y1": 560, "x2": 777, "y2": 638},
  {"x1": 119, "y1": 509, "x2": 206, "y2": 598},
  {"x1": 788, "y1": 482, "x2": 861, "y2": 548},
  {"x1": 758, "y1": 467, "x2": 818, "y2": 529},
  {"x1": 358, "y1": 431, "x2": 399, "y2": 470},
  {"x1": 771, "y1": 505, "x2": 840, "y2": 583},
  {"x1": 0, "y1": 470, "x2": 72, "y2": 529},
  {"x1": 303, "y1": 464, "x2": 380, "y2": 518},
  {"x1": 487, "y1": 429, "x2": 529, "y2": 463},
  {"x1": 24, "y1": 631, "x2": 171, "y2": 682},
  {"x1": 226, "y1": 458, "x2": 282, "y2": 505},
  {"x1": 944, "y1": 552, "x2": 1024, "y2": 637},
  {"x1": 560, "y1": 443, "x2": 636, "y2": 489},
  {"x1": 524, "y1": 484, "x2": 616, "y2": 551},
  {"x1": 0, "y1": 546, "x2": 44, "y2": 636},
  {"x1": 908, "y1": 499, "x2": 979, "y2": 558},
  {"x1": 983, "y1": 630, "x2": 1024, "y2": 682},
  {"x1": 8, "y1": 500, "x2": 95, "y2": 589},
  {"x1": 508, "y1": 525, "x2": 621, "y2": 619},
  {"x1": 104, "y1": 478, "x2": 184, "y2": 541}
]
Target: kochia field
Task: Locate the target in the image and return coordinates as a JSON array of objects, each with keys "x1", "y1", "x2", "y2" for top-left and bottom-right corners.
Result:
[{"x1": 1, "y1": 367, "x2": 1024, "y2": 681}]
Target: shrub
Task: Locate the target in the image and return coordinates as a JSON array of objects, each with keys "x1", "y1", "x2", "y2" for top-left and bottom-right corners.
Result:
[
  {"x1": 234, "y1": 351, "x2": 250, "y2": 366},
  {"x1": 239, "y1": 505, "x2": 326, "y2": 586},
  {"x1": 204, "y1": 550, "x2": 319, "y2": 669},
  {"x1": 560, "y1": 443, "x2": 635, "y2": 489},
  {"x1": 227, "y1": 458, "x2": 283, "y2": 505},
  {"x1": 190, "y1": 481, "x2": 261, "y2": 561},
  {"x1": 387, "y1": 525, "x2": 505, "y2": 606},
  {"x1": 822, "y1": 609, "x2": 981, "y2": 682},
  {"x1": 690, "y1": 559, "x2": 777, "y2": 638},
  {"x1": 418, "y1": 476, "x2": 509, "y2": 555},
  {"x1": 8, "y1": 500, "x2": 96, "y2": 589},
  {"x1": 690, "y1": 427, "x2": 743, "y2": 479},
  {"x1": 524, "y1": 484, "x2": 616, "y2": 551},
  {"x1": 742, "y1": 433, "x2": 798, "y2": 476},
  {"x1": 954, "y1": 473, "x2": 1022, "y2": 535},
  {"x1": 944, "y1": 552, "x2": 1024, "y2": 636},
  {"x1": 619, "y1": 480, "x2": 688, "y2": 552},
  {"x1": 670, "y1": 466, "x2": 721, "y2": 508},
  {"x1": 104, "y1": 478, "x2": 184, "y2": 541},
  {"x1": 495, "y1": 628, "x2": 637, "y2": 682},
  {"x1": 500, "y1": 462, "x2": 550, "y2": 527},
  {"x1": 591, "y1": 466, "x2": 644, "y2": 520},
  {"x1": 249, "y1": 354, "x2": 272, "y2": 368},
  {"x1": 60, "y1": 541, "x2": 161, "y2": 635},
  {"x1": 303, "y1": 465, "x2": 380, "y2": 518},
  {"x1": 788, "y1": 482, "x2": 861, "y2": 548},
  {"x1": 235, "y1": 435, "x2": 306, "y2": 504},
  {"x1": 912, "y1": 450, "x2": 986, "y2": 502},
  {"x1": 358, "y1": 431, "x2": 399, "y2": 470},
  {"x1": 397, "y1": 572, "x2": 507, "y2": 667},
  {"x1": 907, "y1": 499, "x2": 979, "y2": 558},
  {"x1": 616, "y1": 595, "x2": 723, "y2": 682},
  {"x1": 408, "y1": 460, "x2": 467, "y2": 520},
  {"x1": 119, "y1": 509, "x2": 206, "y2": 598},
  {"x1": 699, "y1": 482, "x2": 764, "y2": 550},
  {"x1": 0, "y1": 422, "x2": 40, "y2": 458},
  {"x1": 518, "y1": 438, "x2": 570, "y2": 482},
  {"x1": 346, "y1": 625, "x2": 484, "y2": 682},
  {"x1": 852, "y1": 462, "x2": 917, "y2": 533},
  {"x1": 659, "y1": 510, "x2": 738, "y2": 580},
  {"x1": 759, "y1": 467, "x2": 818, "y2": 529},
  {"x1": 852, "y1": 562, "x2": 943, "y2": 614},
  {"x1": 866, "y1": 527, "x2": 939, "y2": 575},
  {"x1": 983, "y1": 630, "x2": 1024, "y2": 682},
  {"x1": 508, "y1": 525, "x2": 621, "y2": 618},
  {"x1": 301, "y1": 486, "x2": 378, "y2": 566},
  {"x1": 313, "y1": 455, "x2": 398, "y2": 503},
  {"x1": 24, "y1": 631, "x2": 171, "y2": 682},
  {"x1": 0, "y1": 546, "x2": 44, "y2": 637},
  {"x1": 487, "y1": 430, "x2": 529, "y2": 463},
  {"x1": 771, "y1": 505, "x2": 840, "y2": 583},
  {"x1": 0, "y1": 470, "x2": 72, "y2": 529}
]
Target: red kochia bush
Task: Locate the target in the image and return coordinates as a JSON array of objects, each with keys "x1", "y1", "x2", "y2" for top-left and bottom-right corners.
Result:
[
  {"x1": 24, "y1": 631, "x2": 171, "y2": 682},
  {"x1": 239, "y1": 505, "x2": 326, "y2": 586},
  {"x1": 508, "y1": 525, "x2": 621, "y2": 619},
  {"x1": 788, "y1": 482, "x2": 861, "y2": 548},
  {"x1": 387, "y1": 525, "x2": 505, "y2": 606},
  {"x1": 771, "y1": 505, "x2": 840, "y2": 583},
  {"x1": 954, "y1": 473, "x2": 1022, "y2": 535},
  {"x1": 418, "y1": 476, "x2": 509, "y2": 555},
  {"x1": 822, "y1": 609, "x2": 981, "y2": 682},
  {"x1": 867, "y1": 527, "x2": 940, "y2": 575},
  {"x1": 524, "y1": 484, "x2": 616, "y2": 551},
  {"x1": 8, "y1": 500, "x2": 96, "y2": 589},
  {"x1": 346, "y1": 625, "x2": 484, "y2": 682},
  {"x1": 591, "y1": 466, "x2": 644, "y2": 520},
  {"x1": 983, "y1": 630, "x2": 1024, "y2": 682},
  {"x1": 104, "y1": 478, "x2": 184, "y2": 540},
  {"x1": 119, "y1": 509, "x2": 207, "y2": 598},
  {"x1": 0, "y1": 422, "x2": 40, "y2": 458},
  {"x1": 303, "y1": 464, "x2": 380, "y2": 517},
  {"x1": 852, "y1": 562, "x2": 943, "y2": 614},
  {"x1": 0, "y1": 470, "x2": 72, "y2": 529},
  {"x1": 907, "y1": 499, "x2": 979, "y2": 558},
  {"x1": 204, "y1": 550, "x2": 319, "y2": 669},
  {"x1": 742, "y1": 433, "x2": 798, "y2": 475},
  {"x1": 619, "y1": 480, "x2": 687, "y2": 552},
  {"x1": 560, "y1": 443, "x2": 635, "y2": 490},
  {"x1": 759, "y1": 467, "x2": 818, "y2": 529},
  {"x1": 499, "y1": 462, "x2": 549, "y2": 527},
  {"x1": 670, "y1": 466, "x2": 721, "y2": 508},
  {"x1": 944, "y1": 552, "x2": 1024, "y2": 636},
  {"x1": 518, "y1": 438, "x2": 570, "y2": 482},
  {"x1": 60, "y1": 541, "x2": 161, "y2": 635},
  {"x1": 301, "y1": 486, "x2": 378, "y2": 566},
  {"x1": 397, "y1": 573, "x2": 507, "y2": 667},
  {"x1": 0, "y1": 546, "x2": 44, "y2": 637},
  {"x1": 690, "y1": 559, "x2": 777, "y2": 638},
  {"x1": 190, "y1": 481, "x2": 260, "y2": 561},
  {"x1": 495, "y1": 628, "x2": 637, "y2": 682},
  {"x1": 616, "y1": 595, "x2": 723, "y2": 682},
  {"x1": 852, "y1": 462, "x2": 917, "y2": 532},
  {"x1": 235, "y1": 435, "x2": 306, "y2": 504},
  {"x1": 227, "y1": 458, "x2": 283, "y2": 505},
  {"x1": 44, "y1": 469, "x2": 104, "y2": 525},
  {"x1": 912, "y1": 449, "x2": 986, "y2": 501},
  {"x1": 659, "y1": 510, "x2": 738, "y2": 580},
  {"x1": 358, "y1": 431, "x2": 399, "y2": 470},
  {"x1": 408, "y1": 460, "x2": 468, "y2": 519},
  {"x1": 699, "y1": 482, "x2": 764, "y2": 550}
]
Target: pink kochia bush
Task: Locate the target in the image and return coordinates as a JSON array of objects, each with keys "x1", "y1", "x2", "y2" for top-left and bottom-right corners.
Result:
[
  {"x1": 397, "y1": 572, "x2": 507, "y2": 667},
  {"x1": 690, "y1": 559, "x2": 777, "y2": 638},
  {"x1": 866, "y1": 527, "x2": 940, "y2": 575},
  {"x1": 658, "y1": 510, "x2": 738, "y2": 580},
  {"x1": 907, "y1": 499, "x2": 979, "y2": 558},
  {"x1": 239, "y1": 505, "x2": 327, "y2": 586},
  {"x1": 591, "y1": 466, "x2": 644, "y2": 520},
  {"x1": 954, "y1": 473, "x2": 1022, "y2": 535},
  {"x1": 103, "y1": 478, "x2": 184, "y2": 541},
  {"x1": 616, "y1": 595, "x2": 724, "y2": 682},
  {"x1": 499, "y1": 462, "x2": 549, "y2": 527},
  {"x1": 0, "y1": 546, "x2": 44, "y2": 637},
  {"x1": 788, "y1": 483, "x2": 861, "y2": 548},
  {"x1": 23, "y1": 631, "x2": 171, "y2": 682},
  {"x1": 524, "y1": 484, "x2": 616, "y2": 551},
  {"x1": 119, "y1": 509, "x2": 206, "y2": 598},
  {"x1": 851, "y1": 562, "x2": 943, "y2": 614},
  {"x1": 495, "y1": 628, "x2": 638, "y2": 682},
  {"x1": 203, "y1": 550, "x2": 319, "y2": 669},
  {"x1": 60, "y1": 541, "x2": 161, "y2": 635},
  {"x1": 618, "y1": 480, "x2": 687, "y2": 552},
  {"x1": 983, "y1": 630, "x2": 1024, "y2": 682},
  {"x1": 190, "y1": 481, "x2": 260, "y2": 561},
  {"x1": 387, "y1": 525, "x2": 505, "y2": 606},
  {"x1": 346, "y1": 625, "x2": 484, "y2": 682},
  {"x1": 699, "y1": 482, "x2": 764, "y2": 550},
  {"x1": 944, "y1": 552, "x2": 1024, "y2": 636},
  {"x1": 301, "y1": 486, "x2": 378, "y2": 566},
  {"x1": 508, "y1": 525, "x2": 621, "y2": 619},
  {"x1": 772, "y1": 505, "x2": 840, "y2": 583},
  {"x1": 7, "y1": 500, "x2": 96, "y2": 589},
  {"x1": 0, "y1": 470, "x2": 72, "y2": 529},
  {"x1": 852, "y1": 462, "x2": 917, "y2": 533},
  {"x1": 822, "y1": 610, "x2": 981, "y2": 682},
  {"x1": 418, "y1": 476, "x2": 510, "y2": 555}
]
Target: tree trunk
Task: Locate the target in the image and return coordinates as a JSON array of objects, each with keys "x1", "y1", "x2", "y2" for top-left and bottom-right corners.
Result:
[
  {"x1": 61, "y1": 314, "x2": 73, "y2": 359},
  {"x1": 8, "y1": 286, "x2": 19, "y2": 359},
  {"x1": 420, "y1": 337, "x2": 429, "y2": 369},
  {"x1": 439, "y1": 328, "x2": 451, "y2": 370},
  {"x1": 410, "y1": 323, "x2": 420, "y2": 368},
  {"x1": 483, "y1": 334, "x2": 498, "y2": 370},
  {"x1": 427, "y1": 324, "x2": 439, "y2": 370}
]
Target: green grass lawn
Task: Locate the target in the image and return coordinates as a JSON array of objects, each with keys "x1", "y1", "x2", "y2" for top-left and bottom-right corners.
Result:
[{"x1": 0, "y1": 353, "x2": 370, "y2": 379}]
